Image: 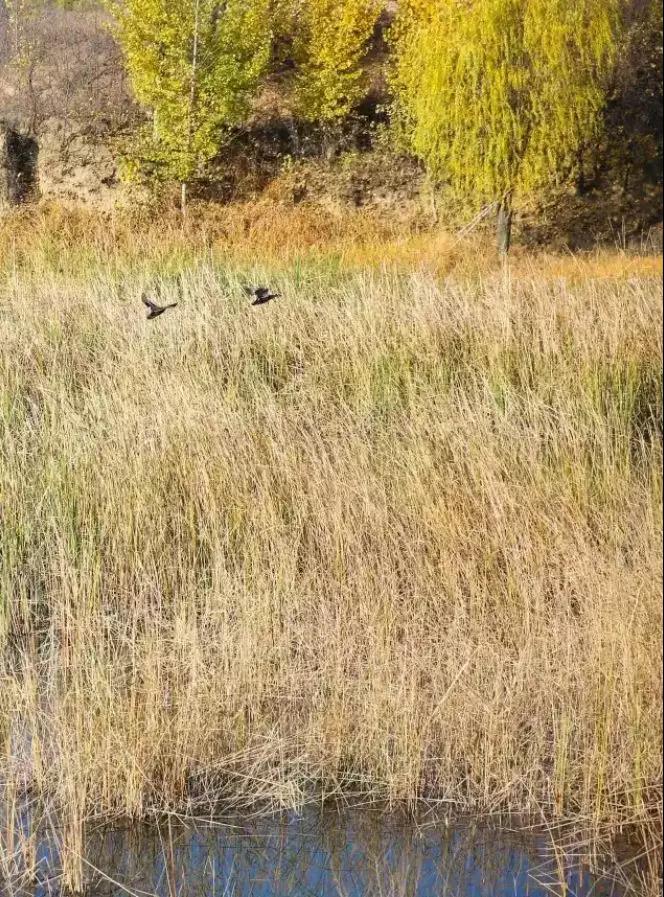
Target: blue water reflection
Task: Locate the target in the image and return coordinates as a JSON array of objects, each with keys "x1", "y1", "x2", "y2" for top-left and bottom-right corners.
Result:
[{"x1": 32, "y1": 808, "x2": 625, "y2": 897}]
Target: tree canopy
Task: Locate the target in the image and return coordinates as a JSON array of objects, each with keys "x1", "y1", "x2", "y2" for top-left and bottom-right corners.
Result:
[
  {"x1": 112, "y1": 0, "x2": 271, "y2": 209},
  {"x1": 293, "y1": 0, "x2": 381, "y2": 126},
  {"x1": 391, "y1": 0, "x2": 622, "y2": 250}
]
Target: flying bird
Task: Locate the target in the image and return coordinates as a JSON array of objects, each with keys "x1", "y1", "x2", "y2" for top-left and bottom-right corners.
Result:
[
  {"x1": 245, "y1": 286, "x2": 280, "y2": 306},
  {"x1": 142, "y1": 294, "x2": 178, "y2": 320}
]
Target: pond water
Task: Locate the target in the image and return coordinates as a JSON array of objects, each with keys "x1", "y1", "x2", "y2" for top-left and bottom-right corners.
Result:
[{"x1": 23, "y1": 807, "x2": 630, "y2": 897}]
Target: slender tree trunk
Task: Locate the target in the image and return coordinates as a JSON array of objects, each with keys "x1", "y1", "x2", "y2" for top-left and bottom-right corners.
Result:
[
  {"x1": 188, "y1": 0, "x2": 200, "y2": 136},
  {"x1": 426, "y1": 174, "x2": 439, "y2": 225},
  {"x1": 622, "y1": 148, "x2": 632, "y2": 196},
  {"x1": 182, "y1": 0, "x2": 201, "y2": 218},
  {"x1": 286, "y1": 115, "x2": 300, "y2": 157},
  {"x1": 497, "y1": 192, "x2": 513, "y2": 256},
  {"x1": 576, "y1": 148, "x2": 587, "y2": 196},
  {"x1": 322, "y1": 127, "x2": 339, "y2": 162}
]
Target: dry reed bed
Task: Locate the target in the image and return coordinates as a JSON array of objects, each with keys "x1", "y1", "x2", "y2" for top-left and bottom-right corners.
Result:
[
  {"x1": 3, "y1": 202, "x2": 663, "y2": 278},
  {"x1": 0, "y1": 229, "x2": 662, "y2": 889}
]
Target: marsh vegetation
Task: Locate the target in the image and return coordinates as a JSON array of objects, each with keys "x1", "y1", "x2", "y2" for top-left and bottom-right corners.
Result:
[{"x1": 0, "y1": 210, "x2": 661, "y2": 893}]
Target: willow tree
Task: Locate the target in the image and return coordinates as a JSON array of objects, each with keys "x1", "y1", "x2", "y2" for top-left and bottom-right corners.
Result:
[
  {"x1": 112, "y1": 0, "x2": 271, "y2": 211},
  {"x1": 293, "y1": 0, "x2": 381, "y2": 152},
  {"x1": 391, "y1": 0, "x2": 621, "y2": 252}
]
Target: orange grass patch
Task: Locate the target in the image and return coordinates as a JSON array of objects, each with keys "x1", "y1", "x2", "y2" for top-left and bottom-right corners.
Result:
[{"x1": 1, "y1": 202, "x2": 661, "y2": 284}]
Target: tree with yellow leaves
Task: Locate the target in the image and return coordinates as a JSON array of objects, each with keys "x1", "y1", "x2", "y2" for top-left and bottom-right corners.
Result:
[
  {"x1": 293, "y1": 0, "x2": 382, "y2": 147},
  {"x1": 111, "y1": 0, "x2": 271, "y2": 212},
  {"x1": 391, "y1": 0, "x2": 622, "y2": 252}
]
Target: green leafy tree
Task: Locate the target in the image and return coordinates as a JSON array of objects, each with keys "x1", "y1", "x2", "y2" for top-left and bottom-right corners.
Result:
[
  {"x1": 111, "y1": 0, "x2": 271, "y2": 211},
  {"x1": 269, "y1": 0, "x2": 301, "y2": 45},
  {"x1": 391, "y1": 0, "x2": 622, "y2": 252},
  {"x1": 293, "y1": 0, "x2": 381, "y2": 151}
]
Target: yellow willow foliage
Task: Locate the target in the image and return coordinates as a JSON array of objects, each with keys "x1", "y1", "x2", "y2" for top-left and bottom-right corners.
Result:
[
  {"x1": 294, "y1": 0, "x2": 382, "y2": 123},
  {"x1": 268, "y1": 0, "x2": 303, "y2": 68},
  {"x1": 110, "y1": 0, "x2": 271, "y2": 187},
  {"x1": 270, "y1": 0, "x2": 301, "y2": 37},
  {"x1": 391, "y1": 0, "x2": 621, "y2": 203}
]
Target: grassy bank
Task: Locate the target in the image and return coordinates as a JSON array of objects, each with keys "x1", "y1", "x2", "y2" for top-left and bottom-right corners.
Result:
[{"x1": 0, "y1": 208, "x2": 662, "y2": 892}]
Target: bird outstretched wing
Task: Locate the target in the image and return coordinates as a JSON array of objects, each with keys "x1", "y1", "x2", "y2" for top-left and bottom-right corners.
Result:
[
  {"x1": 244, "y1": 285, "x2": 273, "y2": 300},
  {"x1": 142, "y1": 294, "x2": 160, "y2": 312}
]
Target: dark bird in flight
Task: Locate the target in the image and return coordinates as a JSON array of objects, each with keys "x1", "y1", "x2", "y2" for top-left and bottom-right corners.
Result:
[
  {"x1": 142, "y1": 294, "x2": 178, "y2": 320},
  {"x1": 245, "y1": 285, "x2": 280, "y2": 306}
]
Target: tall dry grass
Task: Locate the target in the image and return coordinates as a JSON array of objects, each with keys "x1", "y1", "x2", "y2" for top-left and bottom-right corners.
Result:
[{"x1": 0, "y1": 208, "x2": 662, "y2": 891}]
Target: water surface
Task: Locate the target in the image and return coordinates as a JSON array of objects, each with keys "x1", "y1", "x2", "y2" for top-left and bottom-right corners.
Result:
[{"x1": 27, "y1": 807, "x2": 630, "y2": 897}]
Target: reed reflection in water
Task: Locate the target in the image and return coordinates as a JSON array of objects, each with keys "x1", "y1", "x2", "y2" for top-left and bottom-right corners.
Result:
[{"x1": 26, "y1": 808, "x2": 629, "y2": 897}]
